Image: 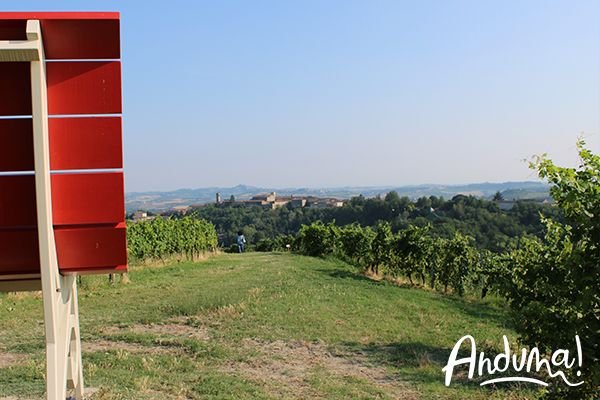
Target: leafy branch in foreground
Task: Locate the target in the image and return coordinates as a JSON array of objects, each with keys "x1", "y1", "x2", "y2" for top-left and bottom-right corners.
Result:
[{"x1": 500, "y1": 139, "x2": 599, "y2": 399}]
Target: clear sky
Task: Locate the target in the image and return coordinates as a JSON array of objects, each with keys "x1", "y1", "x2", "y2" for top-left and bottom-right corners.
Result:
[{"x1": 8, "y1": 1, "x2": 600, "y2": 192}]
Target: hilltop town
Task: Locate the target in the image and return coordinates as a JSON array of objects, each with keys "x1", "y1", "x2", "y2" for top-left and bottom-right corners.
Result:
[
  {"x1": 130, "y1": 192, "x2": 345, "y2": 221},
  {"x1": 214, "y1": 192, "x2": 345, "y2": 209},
  {"x1": 125, "y1": 182, "x2": 550, "y2": 213}
]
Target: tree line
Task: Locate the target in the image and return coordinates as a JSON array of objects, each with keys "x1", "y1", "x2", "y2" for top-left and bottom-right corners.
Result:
[{"x1": 181, "y1": 191, "x2": 560, "y2": 253}]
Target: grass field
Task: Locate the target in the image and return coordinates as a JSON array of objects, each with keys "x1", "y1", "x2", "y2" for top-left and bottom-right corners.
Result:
[{"x1": 0, "y1": 253, "x2": 541, "y2": 399}]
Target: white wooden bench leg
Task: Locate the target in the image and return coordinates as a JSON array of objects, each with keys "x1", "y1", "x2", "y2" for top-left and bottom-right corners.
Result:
[{"x1": 27, "y1": 20, "x2": 85, "y2": 400}]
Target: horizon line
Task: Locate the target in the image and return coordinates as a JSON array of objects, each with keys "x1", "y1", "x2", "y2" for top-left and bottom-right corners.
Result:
[{"x1": 125, "y1": 180, "x2": 548, "y2": 194}]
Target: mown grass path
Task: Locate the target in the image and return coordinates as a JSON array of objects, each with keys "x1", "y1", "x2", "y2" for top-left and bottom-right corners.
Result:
[{"x1": 0, "y1": 253, "x2": 539, "y2": 399}]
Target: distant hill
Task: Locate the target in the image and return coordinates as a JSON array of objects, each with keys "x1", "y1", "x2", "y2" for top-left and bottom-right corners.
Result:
[{"x1": 125, "y1": 181, "x2": 550, "y2": 212}]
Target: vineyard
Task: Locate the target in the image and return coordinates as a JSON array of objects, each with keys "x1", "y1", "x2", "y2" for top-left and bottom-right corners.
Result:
[
  {"x1": 118, "y1": 141, "x2": 598, "y2": 399},
  {"x1": 231, "y1": 141, "x2": 600, "y2": 400},
  {"x1": 127, "y1": 216, "x2": 218, "y2": 262},
  {"x1": 296, "y1": 221, "x2": 486, "y2": 297}
]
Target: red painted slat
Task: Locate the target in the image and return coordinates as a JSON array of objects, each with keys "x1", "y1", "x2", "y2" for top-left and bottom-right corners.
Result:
[
  {"x1": 55, "y1": 226, "x2": 127, "y2": 272},
  {"x1": 0, "y1": 63, "x2": 32, "y2": 116},
  {"x1": 0, "y1": 12, "x2": 119, "y2": 20},
  {"x1": 0, "y1": 19, "x2": 26, "y2": 40},
  {"x1": 49, "y1": 117, "x2": 122, "y2": 170},
  {"x1": 0, "y1": 229, "x2": 39, "y2": 275},
  {"x1": 41, "y1": 19, "x2": 120, "y2": 60},
  {"x1": 0, "y1": 175, "x2": 37, "y2": 228},
  {"x1": 0, "y1": 119, "x2": 34, "y2": 171},
  {"x1": 0, "y1": 13, "x2": 126, "y2": 278},
  {"x1": 63, "y1": 264, "x2": 127, "y2": 276},
  {"x1": 47, "y1": 61, "x2": 122, "y2": 115},
  {"x1": 51, "y1": 172, "x2": 124, "y2": 225},
  {"x1": 0, "y1": 15, "x2": 120, "y2": 58}
]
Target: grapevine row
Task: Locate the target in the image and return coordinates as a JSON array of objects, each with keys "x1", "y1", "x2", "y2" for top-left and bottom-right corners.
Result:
[{"x1": 127, "y1": 216, "x2": 217, "y2": 262}]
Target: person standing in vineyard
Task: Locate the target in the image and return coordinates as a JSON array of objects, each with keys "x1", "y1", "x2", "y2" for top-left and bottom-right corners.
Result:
[{"x1": 237, "y1": 231, "x2": 246, "y2": 253}]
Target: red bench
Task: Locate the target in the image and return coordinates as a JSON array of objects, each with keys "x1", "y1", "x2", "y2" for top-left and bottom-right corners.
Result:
[{"x1": 0, "y1": 13, "x2": 126, "y2": 399}]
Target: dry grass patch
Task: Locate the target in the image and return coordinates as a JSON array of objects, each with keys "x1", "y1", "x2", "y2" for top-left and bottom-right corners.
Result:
[
  {"x1": 0, "y1": 351, "x2": 27, "y2": 368},
  {"x1": 129, "y1": 251, "x2": 217, "y2": 270},
  {"x1": 101, "y1": 317, "x2": 211, "y2": 342},
  {"x1": 223, "y1": 339, "x2": 418, "y2": 400},
  {"x1": 131, "y1": 322, "x2": 210, "y2": 341},
  {"x1": 82, "y1": 340, "x2": 178, "y2": 356}
]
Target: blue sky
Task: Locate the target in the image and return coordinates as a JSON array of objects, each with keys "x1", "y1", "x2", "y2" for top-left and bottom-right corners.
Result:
[{"x1": 7, "y1": 1, "x2": 600, "y2": 192}]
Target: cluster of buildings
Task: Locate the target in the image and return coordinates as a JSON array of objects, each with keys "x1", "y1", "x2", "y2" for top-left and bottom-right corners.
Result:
[
  {"x1": 129, "y1": 192, "x2": 346, "y2": 220},
  {"x1": 495, "y1": 198, "x2": 553, "y2": 211},
  {"x1": 215, "y1": 192, "x2": 345, "y2": 209}
]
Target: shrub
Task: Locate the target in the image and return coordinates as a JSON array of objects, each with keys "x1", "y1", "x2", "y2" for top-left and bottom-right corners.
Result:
[{"x1": 297, "y1": 221, "x2": 339, "y2": 257}]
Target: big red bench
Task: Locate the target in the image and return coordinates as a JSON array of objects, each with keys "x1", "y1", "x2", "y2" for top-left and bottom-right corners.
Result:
[{"x1": 0, "y1": 12, "x2": 126, "y2": 399}]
